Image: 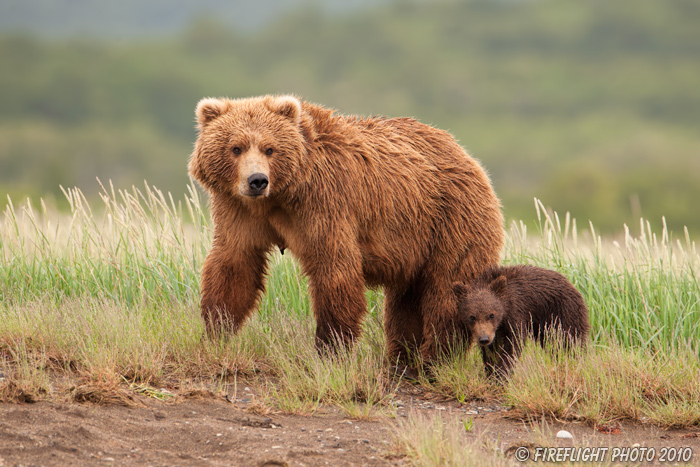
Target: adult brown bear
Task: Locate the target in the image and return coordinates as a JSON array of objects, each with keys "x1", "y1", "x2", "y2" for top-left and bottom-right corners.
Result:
[{"x1": 188, "y1": 95, "x2": 504, "y2": 360}]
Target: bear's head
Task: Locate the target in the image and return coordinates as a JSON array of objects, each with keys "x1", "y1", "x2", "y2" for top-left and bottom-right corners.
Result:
[
  {"x1": 189, "y1": 95, "x2": 314, "y2": 199},
  {"x1": 453, "y1": 276, "x2": 507, "y2": 347}
]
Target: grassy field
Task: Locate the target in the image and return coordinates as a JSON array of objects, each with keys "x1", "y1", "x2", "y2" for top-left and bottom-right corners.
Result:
[{"x1": 1, "y1": 183, "x2": 699, "y2": 464}]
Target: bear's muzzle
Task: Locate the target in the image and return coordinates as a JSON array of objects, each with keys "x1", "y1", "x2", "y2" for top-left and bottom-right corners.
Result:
[{"x1": 246, "y1": 173, "x2": 269, "y2": 197}]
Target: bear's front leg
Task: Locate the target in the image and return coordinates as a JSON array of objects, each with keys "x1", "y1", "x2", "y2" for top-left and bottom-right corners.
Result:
[
  {"x1": 309, "y1": 277, "x2": 368, "y2": 351},
  {"x1": 480, "y1": 345, "x2": 499, "y2": 377},
  {"x1": 480, "y1": 341, "x2": 509, "y2": 377},
  {"x1": 304, "y1": 248, "x2": 368, "y2": 352},
  {"x1": 481, "y1": 334, "x2": 517, "y2": 377},
  {"x1": 200, "y1": 244, "x2": 270, "y2": 337}
]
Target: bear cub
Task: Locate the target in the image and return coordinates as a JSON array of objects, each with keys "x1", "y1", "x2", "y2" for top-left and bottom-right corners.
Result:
[{"x1": 452, "y1": 265, "x2": 589, "y2": 376}]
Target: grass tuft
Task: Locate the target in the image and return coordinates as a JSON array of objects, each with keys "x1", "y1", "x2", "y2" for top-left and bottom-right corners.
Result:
[
  {"x1": 504, "y1": 340, "x2": 700, "y2": 428},
  {"x1": 393, "y1": 412, "x2": 503, "y2": 467},
  {"x1": 426, "y1": 343, "x2": 499, "y2": 403},
  {"x1": 69, "y1": 372, "x2": 139, "y2": 406}
]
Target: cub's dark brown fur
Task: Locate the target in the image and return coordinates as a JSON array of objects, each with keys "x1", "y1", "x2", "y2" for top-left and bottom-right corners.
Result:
[{"x1": 453, "y1": 265, "x2": 589, "y2": 375}]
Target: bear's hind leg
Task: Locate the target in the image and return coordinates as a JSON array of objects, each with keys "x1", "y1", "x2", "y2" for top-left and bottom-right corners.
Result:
[
  {"x1": 384, "y1": 284, "x2": 424, "y2": 364},
  {"x1": 417, "y1": 277, "x2": 461, "y2": 361}
]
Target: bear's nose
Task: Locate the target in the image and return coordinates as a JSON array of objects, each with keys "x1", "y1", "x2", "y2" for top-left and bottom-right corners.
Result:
[
  {"x1": 247, "y1": 173, "x2": 269, "y2": 193},
  {"x1": 478, "y1": 336, "x2": 491, "y2": 346}
]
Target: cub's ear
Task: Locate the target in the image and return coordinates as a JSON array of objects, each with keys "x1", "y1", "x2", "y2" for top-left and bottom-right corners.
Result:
[
  {"x1": 267, "y1": 95, "x2": 302, "y2": 124},
  {"x1": 195, "y1": 98, "x2": 228, "y2": 127},
  {"x1": 452, "y1": 281, "x2": 471, "y2": 297},
  {"x1": 489, "y1": 275, "x2": 507, "y2": 296}
]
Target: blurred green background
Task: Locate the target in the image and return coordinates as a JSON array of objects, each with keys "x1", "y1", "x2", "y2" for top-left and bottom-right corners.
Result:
[{"x1": 1, "y1": 0, "x2": 699, "y2": 235}]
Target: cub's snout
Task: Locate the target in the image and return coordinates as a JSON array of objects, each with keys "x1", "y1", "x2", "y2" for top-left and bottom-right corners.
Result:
[{"x1": 478, "y1": 335, "x2": 493, "y2": 346}]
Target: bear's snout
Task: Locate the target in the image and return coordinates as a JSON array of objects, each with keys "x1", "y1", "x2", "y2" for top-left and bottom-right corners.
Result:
[
  {"x1": 478, "y1": 336, "x2": 492, "y2": 346},
  {"x1": 247, "y1": 173, "x2": 269, "y2": 196}
]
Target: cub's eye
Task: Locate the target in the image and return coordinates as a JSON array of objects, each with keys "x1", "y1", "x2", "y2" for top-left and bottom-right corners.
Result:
[
  {"x1": 265, "y1": 148, "x2": 274, "y2": 156},
  {"x1": 489, "y1": 314, "x2": 495, "y2": 320},
  {"x1": 232, "y1": 147, "x2": 242, "y2": 155},
  {"x1": 469, "y1": 316, "x2": 476, "y2": 323}
]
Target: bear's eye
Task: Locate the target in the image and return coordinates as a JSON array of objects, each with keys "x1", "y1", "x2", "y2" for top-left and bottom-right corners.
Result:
[
  {"x1": 265, "y1": 148, "x2": 274, "y2": 156},
  {"x1": 489, "y1": 313, "x2": 495, "y2": 320},
  {"x1": 469, "y1": 316, "x2": 476, "y2": 323},
  {"x1": 232, "y1": 147, "x2": 242, "y2": 155}
]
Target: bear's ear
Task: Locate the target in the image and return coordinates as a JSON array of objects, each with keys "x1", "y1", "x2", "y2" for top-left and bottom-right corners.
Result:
[
  {"x1": 195, "y1": 98, "x2": 228, "y2": 127},
  {"x1": 489, "y1": 275, "x2": 507, "y2": 296},
  {"x1": 267, "y1": 95, "x2": 302, "y2": 124},
  {"x1": 452, "y1": 281, "x2": 471, "y2": 297}
]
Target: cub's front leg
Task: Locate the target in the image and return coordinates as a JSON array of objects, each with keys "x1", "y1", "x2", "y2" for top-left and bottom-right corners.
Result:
[{"x1": 480, "y1": 335, "x2": 516, "y2": 378}]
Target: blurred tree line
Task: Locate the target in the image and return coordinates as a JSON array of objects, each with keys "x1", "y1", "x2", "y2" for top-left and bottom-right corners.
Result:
[{"x1": 1, "y1": 0, "x2": 699, "y2": 235}]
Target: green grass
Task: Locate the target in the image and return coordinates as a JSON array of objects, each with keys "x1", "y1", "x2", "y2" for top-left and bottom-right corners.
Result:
[
  {"x1": 0, "y1": 181, "x2": 209, "y2": 305},
  {"x1": 1, "y1": 184, "x2": 699, "y2": 439}
]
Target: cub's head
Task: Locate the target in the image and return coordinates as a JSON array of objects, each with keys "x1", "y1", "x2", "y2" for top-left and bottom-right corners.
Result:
[
  {"x1": 452, "y1": 276, "x2": 507, "y2": 347},
  {"x1": 188, "y1": 95, "x2": 313, "y2": 198}
]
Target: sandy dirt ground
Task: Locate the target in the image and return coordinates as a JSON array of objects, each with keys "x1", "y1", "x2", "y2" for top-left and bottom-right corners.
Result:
[{"x1": 1, "y1": 386, "x2": 699, "y2": 466}]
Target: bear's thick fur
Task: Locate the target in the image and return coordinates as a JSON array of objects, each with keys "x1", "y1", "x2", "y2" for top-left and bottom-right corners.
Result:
[
  {"x1": 453, "y1": 265, "x2": 589, "y2": 375},
  {"x1": 189, "y1": 95, "x2": 504, "y2": 359}
]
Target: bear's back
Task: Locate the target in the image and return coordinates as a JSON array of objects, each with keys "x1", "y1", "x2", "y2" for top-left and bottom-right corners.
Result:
[{"x1": 299, "y1": 104, "x2": 503, "y2": 285}]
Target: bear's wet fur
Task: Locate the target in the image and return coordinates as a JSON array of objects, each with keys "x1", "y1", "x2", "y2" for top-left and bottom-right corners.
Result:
[{"x1": 189, "y1": 95, "x2": 504, "y2": 360}]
